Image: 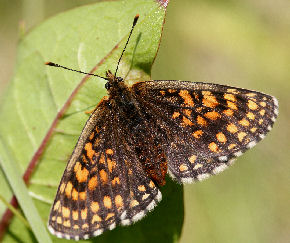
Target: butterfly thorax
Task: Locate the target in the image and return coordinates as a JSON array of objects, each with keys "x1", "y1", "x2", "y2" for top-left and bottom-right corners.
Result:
[{"x1": 104, "y1": 70, "x2": 138, "y2": 117}]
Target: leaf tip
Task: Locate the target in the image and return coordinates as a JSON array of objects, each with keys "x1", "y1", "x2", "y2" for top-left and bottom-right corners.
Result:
[{"x1": 156, "y1": 0, "x2": 169, "y2": 8}]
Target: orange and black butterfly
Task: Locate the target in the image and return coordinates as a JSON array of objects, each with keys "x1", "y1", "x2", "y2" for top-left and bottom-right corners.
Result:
[{"x1": 46, "y1": 15, "x2": 278, "y2": 240}]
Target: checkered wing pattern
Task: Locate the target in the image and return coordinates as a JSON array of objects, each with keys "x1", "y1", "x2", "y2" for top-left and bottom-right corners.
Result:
[
  {"x1": 48, "y1": 99, "x2": 161, "y2": 241},
  {"x1": 132, "y1": 81, "x2": 278, "y2": 183}
]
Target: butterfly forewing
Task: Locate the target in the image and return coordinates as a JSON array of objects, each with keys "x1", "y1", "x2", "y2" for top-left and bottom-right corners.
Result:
[
  {"x1": 48, "y1": 98, "x2": 161, "y2": 240},
  {"x1": 132, "y1": 81, "x2": 278, "y2": 183}
]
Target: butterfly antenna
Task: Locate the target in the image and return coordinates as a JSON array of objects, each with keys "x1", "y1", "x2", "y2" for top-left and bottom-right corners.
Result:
[
  {"x1": 114, "y1": 14, "x2": 139, "y2": 77},
  {"x1": 45, "y1": 62, "x2": 110, "y2": 81}
]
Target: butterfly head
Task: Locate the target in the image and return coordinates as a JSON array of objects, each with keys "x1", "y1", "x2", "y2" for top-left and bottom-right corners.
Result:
[{"x1": 105, "y1": 70, "x2": 124, "y2": 90}]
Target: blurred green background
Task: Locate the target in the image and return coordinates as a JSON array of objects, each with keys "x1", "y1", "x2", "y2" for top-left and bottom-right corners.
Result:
[{"x1": 0, "y1": 0, "x2": 289, "y2": 242}]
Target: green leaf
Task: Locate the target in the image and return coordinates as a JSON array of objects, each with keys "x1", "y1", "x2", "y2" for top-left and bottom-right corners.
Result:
[
  {"x1": 0, "y1": 138, "x2": 52, "y2": 243},
  {"x1": 0, "y1": 0, "x2": 184, "y2": 242}
]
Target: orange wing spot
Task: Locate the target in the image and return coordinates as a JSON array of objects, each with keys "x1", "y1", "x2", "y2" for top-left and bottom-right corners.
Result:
[
  {"x1": 149, "y1": 180, "x2": 155, "y2": 188},
  {"x1": 82, "y1": 223, "x2": 89, "y2": 229},
  {"x1": 204, "y1": 111, "x2": 221, "y2": 120},
  {"x1": 72, "y1": 210, "x2": 78, "y2": 220},
  {"x1": 142, "y1": 194, "x2": 150, "y2": 200},
  {"x1": 56, "y1": 217, "x2": 62, "y2": 224},
  {"x1": 172, "y1": 112, "x2": 180, "y2": 119},
  {"x1": 138, "y1": 185, "x2": 146, "y2": 192},
  {"x1": 197, "y1": 115, "x2": 207, "y2": 126},
  {"x1": 216, "y1": 132, "x2": 227, "y2": 143},
  {"x1": 260, "y1": 101, "x2": 266, "y2": 107},
  {"x1": 224, "y1": 93, "x2": 236, "y2": 102},
  {"x1": 74, "y1": 162, "x2": 89, "y2": 183},
  {"x1": 239, "y1": 118, "x2": 250, "y2": 126},
  {"x1": 184, "y1": 109, "x2": 192, "y2": 117},
  {"x1": 92, "y1": 214, "x2": 102, "y2": 224},
  {"x1": 79, "y1": 192, "x2": 87, "y2": 201},
  {"x1": 179, "y1": 90, "x2": 194, "y2": 106},
  {"x1": 189, "y1": 155, "x2": 197, "y2": 163},
  {"x1": 227, "y1": 101, "x2": 237, "y2": 110},
  {"x1": 112, "y1": 177, "x2": 120, "y2": 186},
  {"x1": 91, "y1": 202, "x2": 100, "y2": 213},
  {"x1": 72, "y1": 188, "x2": 78, "y2": 201},
  {"x1": 53, "y1": 200, "x2": 60, "y2": 211},
  {"x1": 246, "y1": 112, "x2": 255, "y2": 120},
  {"x1": 106, "y1": 149, "x2": 114, "y2": 155},
  {"x1": 228, "y1": 144, "x2": 237, "y2": 149},
  {"x1": 115, "y1": 195, "x2": 123, "y2": 208},
  {"x1": 107, "y1": 158, "x2": 116, "y2": 173},
  {"x1": 238, "y1": 132, "x2": 247, "y2": 142},
  {"x1": 59, "y1": 183, "x2": 66, "y2": 193},
  {"x1": 260, "y1": 109, "x2": 265, "y2": 116},
  {"x1": 100, "y1": 169, "x2": 108, "y2": 184},
  {"x1": 193, "y1": 163, "x2": 203, "y2": 169},
  {"x1": 182, "y1": 116, "x2": 193, "y2": 126},
  {"x1": 74, "y1": 162, "x2": 81, "y2": 172},
  {"x1": 227, "y1": 88, "x2": 239, "y2": 94},
  {"x1": 196, "y1": 107, "x2": 203, "y2": 113},
  {"x1": 88, "y1": 176, "x2": 98, "y2": 191},
  {"x1": 259, "y1": 119, "x2": 263, "y2": 124},
  {"x1": 65, "y1": 182, "x2": 73, "y2": 198},
  {"x1": 223, "y1": 109, "x2": 234, "y2": 116},
  {"x1": 99, "y1": 153, "x2": 105, "y2": 164},
  {"x1": 81, "y1": 208, "x2": 87, "y2": 220},
  {"x1": 85, "y1": 143, "x2": 95, "y2": 160},
  {"x1": 246, "y1": 93, "x2": 257, "y2": 97},
  {"x1": 130, "y1": 200, "x2": 139, "y2": 207},
  {"x1": 95, "y1": 127, "x2": 99, "y2": 133},
  {"x1": 202, "y1": 91, "x2": 212, "y2": 96},
  {"x1": 104, "y1": 196, "x2": 112, "y2": 209},
  {"x1": 193, "y1": 130, "x2": 203, "y2": 138},
  {"x1": 160, "y1": 90, "x2": 166, "y2": 95},
  {"x1": 248, "y1": 100, "x2": 258, "y2": 110},
  {"x1": 209, "y1": 142, "x2": 219, "y2": 153},
  {"x1": 105, "y1": 213, "x2": 115, "y2": 221},
  {"x1": 89, "y1": 132, "x2": 95, "y2": 140},
  {"x1": 73, "y1": 225, "x2": 79, "y2": 230},
  {"x1": 63, "y1": 220, "x2": 71, "y2": 227},
  {"x1": 168, "y1": 89, "x2": 177, "y2": 93},
  {"x1": 227, "y1": 123, "x2": 238, "y2": 133},
  {"x1": 250, "y1": 127, "x2": 257, "y2": 133},
  {"x1": 179, "y1": 164, "x2": 188, "y2": 172},
  {"x1": 202, "y1": 92, "x2": 219, "y2": 108},
  {"x1": 62, "y1": 207, "x2": 70, "y2": 218}
]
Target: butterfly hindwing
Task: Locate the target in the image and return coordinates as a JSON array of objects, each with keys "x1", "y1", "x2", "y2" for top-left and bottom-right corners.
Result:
[{"x1": 132, "y1": 80, "x2": 278, "y2": 183}]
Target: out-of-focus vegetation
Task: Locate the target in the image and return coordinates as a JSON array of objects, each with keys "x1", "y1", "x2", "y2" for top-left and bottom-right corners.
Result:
[{"x1": 1, "y1": 0, "x2": 289, "y2": 242}]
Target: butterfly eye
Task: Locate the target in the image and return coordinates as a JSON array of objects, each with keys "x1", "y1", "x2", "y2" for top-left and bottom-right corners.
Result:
[
  {"x1": 105, "y1": 82, "x2": 111, "y2": 90},
  {"x1": 117, "y1": 77, "x2": 123, "y2": 83}
]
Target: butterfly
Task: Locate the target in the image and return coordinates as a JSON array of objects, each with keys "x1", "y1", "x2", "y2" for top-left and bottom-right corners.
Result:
[{"x1": 46, "y1": 15, "x2": 278, "y2": 240}]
